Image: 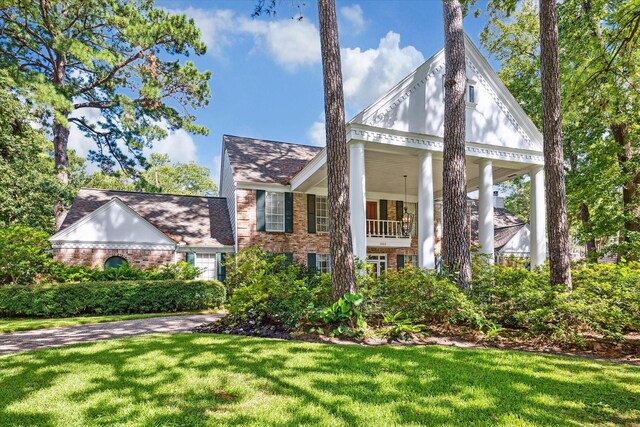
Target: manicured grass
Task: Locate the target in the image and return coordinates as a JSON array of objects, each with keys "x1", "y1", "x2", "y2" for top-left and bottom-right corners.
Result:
[
  {"x1": 0, "y1": 312, "x2": 209, "y2": 333},
  {"x1": 0, "y1": 334, "x2": 638, "y2": 426}
]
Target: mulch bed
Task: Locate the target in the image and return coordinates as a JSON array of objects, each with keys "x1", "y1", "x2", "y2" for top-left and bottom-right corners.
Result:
[{"x1": 193, "y1": 319, "x2": 640, "y2": 366}]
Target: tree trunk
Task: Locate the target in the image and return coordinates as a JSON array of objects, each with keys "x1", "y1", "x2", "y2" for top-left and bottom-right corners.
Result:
[
  {"x1": 53, "y1": 55, "x2": 70, "y2": 229},
  {"x1": 539, "y1": 0, "x2": 572, "y2": 289},
  {"x1": 612, "y1": 123, "x2": 640, "y2": 260},
  {"x1": 442, "y1": 0, "x2": 471, "y2": 290},
  {"x1": 317, "y1": 0, "x2": 357, "y2": 300}
]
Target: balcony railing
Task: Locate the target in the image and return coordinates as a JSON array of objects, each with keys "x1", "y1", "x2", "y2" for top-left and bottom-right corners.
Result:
[{"x1": 366, "y1": 219, "x2": 409, "y2": 238}]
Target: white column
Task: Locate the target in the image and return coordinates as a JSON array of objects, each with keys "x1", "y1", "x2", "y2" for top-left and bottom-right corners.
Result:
[
  {"x1": 530, "y1": 165, "x2": 546, "y2": 267},
  {"x1": 418, "y1": 152, "x2": 435, "y2": 269},
  {"x1": 349, "y1": 142, "x2": 367, "y2": 262},
  {"x1": 478, "y1": 159, "x2": 495, "y2": 263}
]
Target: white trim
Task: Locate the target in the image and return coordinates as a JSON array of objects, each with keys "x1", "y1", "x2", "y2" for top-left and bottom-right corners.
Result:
[
  {"x1": 290, "y1": 149, "x2": 327, "y2": 191},
  {"x1": 51, "y1": 242, "x2": 176, "y2": 250},
  {"x1": 176, "y1": 245, "x2": 235, "y2": 253},
  {"x1": 347, "y1": 124, "x2": 544, "y2": 165},
  {"x1": 49, "y1": 198, "x2": 176, "y2": 245},
  {"x1": 236, "y1": 181, "x2": 291, "y2": 192},
  {"x1": 367, "y1": 237, "x2": 412, "y2": 248}
]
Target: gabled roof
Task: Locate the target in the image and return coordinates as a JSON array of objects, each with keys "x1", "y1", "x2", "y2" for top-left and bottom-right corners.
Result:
[
  {"x1": 58, "y1": 188, "x2": 234, "y2": 247},
  {"x1": 51, "y1": 198, "x2": 176, "y2": 246},
  {"x1": 469, "y1": 201, "x2": 527, "y2": 251},
  {"x1": 349, "y1": 33, "x2": 543, "y2": 153},
  {"x1": 223, "y1": 134, "x2": 322, "y2": 185}
]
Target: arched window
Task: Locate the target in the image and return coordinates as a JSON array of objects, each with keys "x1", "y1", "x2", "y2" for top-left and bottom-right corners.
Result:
[{"x1": 104, "y1": 256, "x2": 127, "y2": 269}]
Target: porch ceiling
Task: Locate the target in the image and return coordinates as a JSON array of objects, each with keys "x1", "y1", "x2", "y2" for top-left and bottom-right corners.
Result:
[{"x1": 294, "y1": 141, "x2": 531, "y2": 198}]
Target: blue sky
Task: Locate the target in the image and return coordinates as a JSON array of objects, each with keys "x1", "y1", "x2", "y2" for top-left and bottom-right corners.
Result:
[{"x1": 71, "y1": 0, "x2": 497, "y2": 186}]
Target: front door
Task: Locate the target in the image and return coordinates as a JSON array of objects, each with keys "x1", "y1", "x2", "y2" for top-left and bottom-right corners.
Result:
[
  {"x1": 366, "y1": 201, "x2": 378, "y2": 235},
  {"x1": 366, "y1": 254, "x2": 387, "y2": 276}
]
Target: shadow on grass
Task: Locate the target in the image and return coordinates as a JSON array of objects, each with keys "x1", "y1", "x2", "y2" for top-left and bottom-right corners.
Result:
[{"x1": 0, "y1": 334, "x2": 638, "y2": 426}]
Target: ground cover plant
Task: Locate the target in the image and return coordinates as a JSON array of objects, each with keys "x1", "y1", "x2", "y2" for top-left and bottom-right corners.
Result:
[
  {"x1": 0, "y1": 333, "x2": 638, "y2": 426},
  {"x1": 0, "y1": 280, "x2": 225, "y2": 318},
  {"x1": 0, "y1": 311, "x2": 210, "y2": 334}
]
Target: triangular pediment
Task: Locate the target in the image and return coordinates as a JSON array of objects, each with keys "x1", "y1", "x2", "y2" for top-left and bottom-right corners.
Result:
[
  {"x1": 349, "y1": 34, "x2": 542, "y2": 153},
  {"x1": 50, "y1": 198, "x2": 176, "y2": 245}
]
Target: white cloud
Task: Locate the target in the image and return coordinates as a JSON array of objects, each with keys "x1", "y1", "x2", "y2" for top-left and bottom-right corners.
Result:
[
  {"x1": 168, "y1": 7, "x2": 320, "y2": 71},
  {"x1": 166, "y1": 7, "x2": 237, "y2": 57},
  {"x1": 68, "y1": 108, "x2": 102, "y2": 172},
  {"x1": 341, "y1": 31, "x2": 424, "y2": 112},
  {"x1": 146, "y1": 129, "x2": 197, "y2": 164},
  {"x1": 340, "y1": 4, "x2": 365, "y2": 34},
  {"x1": 238, "y1": 18, "x2": 320, "y2": 71},
  {"x1": 307, "y1": 120, "x2": 326, "y2": 147}
]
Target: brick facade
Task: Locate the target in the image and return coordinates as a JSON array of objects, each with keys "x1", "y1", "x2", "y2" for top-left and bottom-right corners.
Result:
[
  {"x1": 53, "y1": 248, "x2": 183, "y2": 269},
  {"x1": 236, "y1": 189, "x2": 330, "y2": 264},
  {"x1": 236, "y1": 189, "x2": 445, "y2": 271}
]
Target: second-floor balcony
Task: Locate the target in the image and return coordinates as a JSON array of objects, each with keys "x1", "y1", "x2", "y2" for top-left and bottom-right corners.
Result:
[{"x1": 366, "y1": 219, "x2": 412, "y2": 248}]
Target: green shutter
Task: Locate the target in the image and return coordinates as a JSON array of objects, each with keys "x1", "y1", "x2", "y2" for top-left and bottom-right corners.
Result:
[
  {"x1": 380, "y1": 199, "x2": 388, "y2": 235},
  {"x1": 186, "y1": 252, "x2": 195, "y2": 266},
  {"x1": 307, "y1": 194, "x2": 316, "y2": 234},
  {"x1": 307, "y1": 253, "x2": 317, "y2": 274},
  {"x1": 217, "y1": 253, "x2": 226, "y2": 282},
  {"x1": 396, "y1": 201, "x2": 403, "y2": 221},
  {"x1": 397, "y1": 254, "x2": 405, "y2": 270},
  {"x1": 285, "y1": 192, "x2": 294, "y2": 233},
  {"x1": 256, "y1": 190, "x2": 266, "y2": 231},
  {"x1": 284, "y1": 252, "x2": 294, "y2": 264}
]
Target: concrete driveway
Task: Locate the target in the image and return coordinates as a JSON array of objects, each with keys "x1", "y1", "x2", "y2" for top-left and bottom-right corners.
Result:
[{"x1": 0, "y1": 314, "x2": 223, "y2": 355}]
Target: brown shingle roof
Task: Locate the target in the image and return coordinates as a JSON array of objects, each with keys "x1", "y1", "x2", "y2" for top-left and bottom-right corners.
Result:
[
  {"x1": 223, "y1": 134, "x2": 322, "y2": 185},
  {"x1": 60, "y1": 188, "x2": 234, "y2": 247},
  {"x1": 469, "y1": 201, "x2": 526, "y2": 251}
]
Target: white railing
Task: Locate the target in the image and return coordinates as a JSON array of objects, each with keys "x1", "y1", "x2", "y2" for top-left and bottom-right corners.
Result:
[{"x1": 366, "y1": 219, "x2": 408, "y2": 238}]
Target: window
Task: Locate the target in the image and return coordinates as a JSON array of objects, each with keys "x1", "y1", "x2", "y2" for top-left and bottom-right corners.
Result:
[
  {"x1": 194, "y1": 253, "x2": 216, "y2": 280},
  {"x1": 404, "y1": 255, "x2": 419, "y2": 268},
  {"x1": 265, "y1": 192, "x2": 285, "y2": 232},
  {"x1": 316, "y1": 196, "x2": 329, "y2": 233},
  {"x1": 104, "y1": 256, "x2": 127, "y2": 269},
  {"x1": 316, "y1": 253, "x2": 331, "y2": 274},
  {"x1": 468, "y1": 84, "x2": 476, "y2": 104}
]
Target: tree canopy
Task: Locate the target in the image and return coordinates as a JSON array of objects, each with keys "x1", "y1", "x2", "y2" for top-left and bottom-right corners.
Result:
[
  {"x1": 0, "y1": 0, "x2": 211, "y2": 224},
  {"x1": 84, "y1": 153, "x2": 217, "y2": 196},
  {"x1": 481, "y1": 0, "x2": 640, "y2": 261}
]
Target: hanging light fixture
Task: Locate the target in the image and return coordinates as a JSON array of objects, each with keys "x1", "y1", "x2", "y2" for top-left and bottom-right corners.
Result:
[{"x1": 401, "y1": 175, "x2": 414, "y2": 237}]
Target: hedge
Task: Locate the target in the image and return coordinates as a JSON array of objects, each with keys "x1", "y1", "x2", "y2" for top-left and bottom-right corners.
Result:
[{"x1": 0, "y1": 280, "x2": 226, "y2": 318}]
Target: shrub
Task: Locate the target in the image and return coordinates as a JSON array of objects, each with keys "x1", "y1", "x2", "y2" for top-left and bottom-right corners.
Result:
[
  {"x1": 0, "y1": 280, "x2": 225, "y2": 317},
  {"x1": 470, "y1": 263, "x2": 640, "y2": 340},
  {"x1": 362, "y1": 268, "x2": 487, "y2": 329},
  {"x1": 47, "y1": 261, "x2": 200, "y2": 283},
  {"x1": 225, "y1": 248, "x2": 330, "y2": 330},
  {"x1": 0, "y1": 226, "x2": 52, "y2": 285}
]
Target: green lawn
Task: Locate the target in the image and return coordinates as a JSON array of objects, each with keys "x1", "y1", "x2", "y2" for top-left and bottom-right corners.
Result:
[
  {"x1": 0, "y1": 335, "x2": 638, "y2": 426},
  {"x1": 0, "y1": 312, "x2": 208, "y2": 333}
]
